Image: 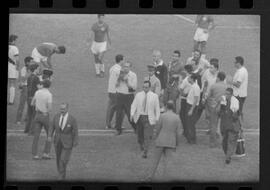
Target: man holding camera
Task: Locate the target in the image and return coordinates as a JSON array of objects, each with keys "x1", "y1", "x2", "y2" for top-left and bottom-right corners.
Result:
[{"x1": 114, "y1": 61, "x2": 137, "y2": 135}]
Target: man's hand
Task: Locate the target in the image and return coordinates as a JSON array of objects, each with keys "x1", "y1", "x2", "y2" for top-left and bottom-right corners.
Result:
[
  {"x1": 73, "y1": 141, "x2": 78, "y2": 147},
  {"x1": 47, "y1": 137, "x2": 52, "y2": 142},
  {"x1": 130, "y1": 115, "x2": 134, "y2": 122}
]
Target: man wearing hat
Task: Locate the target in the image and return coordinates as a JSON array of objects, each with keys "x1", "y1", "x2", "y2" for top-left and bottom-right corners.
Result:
[
  {"x1": 25, "y1": 64, "x2": 41, "y2": 134},
  {"x1": 145, "y1": 64, "x2": 161, "y2": 96}
]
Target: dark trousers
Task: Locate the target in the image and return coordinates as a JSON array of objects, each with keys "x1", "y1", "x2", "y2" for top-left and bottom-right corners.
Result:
[
  {"x1": 209, "y1": 106, "x2": 219, "y2": 147},
  {"x1": 186, "y1": 103, "x2": 198, "y2": 144},
  {"x1": 179, "y1": 98, "x2": 187, "y2": 138},
  {"x1": 236, "y1": 96, "x2": 246, "y2": 120},
  {"x1": 106, "y1": 93, "x2": 118, "y2": 128},
  {"x1": 115, "y1": 93, "x2": 136, "y2": 132},
  {"x1": 55, "y1": 140, "x2": 72, "y2": 180},
  {"x1": 222, "y1": 130, "x2": 238, "y2": 160},
  {"x1": 31, "y1": 112, "x2": 51, "y2": 156},
  {"x1": 24, "y1": 97, "x2": 36, "y2": 133},
  {"x1": 16, "y1": 85, "x2": 28, "y2": 122},
  {"x1": 194, "y1": 93, "x2": 204, "y2": 123},
  {"x1": 163, "y1": 86, "x2": 179, "y2": 112},
  {"x1": 136, "y1": 115, "x2": 154, "y2": 152}
]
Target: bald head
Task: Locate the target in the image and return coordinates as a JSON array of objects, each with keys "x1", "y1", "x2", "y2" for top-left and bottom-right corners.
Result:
[{"x1": 153, "y1": 50, "x2": 162, "y2": 62}]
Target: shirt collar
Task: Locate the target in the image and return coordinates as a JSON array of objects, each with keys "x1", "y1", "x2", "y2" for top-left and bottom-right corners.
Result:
[{"x1": 155, "y1": 60, "x2": 164, "y2": 66}]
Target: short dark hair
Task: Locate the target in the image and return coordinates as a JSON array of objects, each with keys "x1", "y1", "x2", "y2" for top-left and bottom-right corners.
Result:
[
  {"x1": 115, "y1": 54, "x2": 124, "y2": 63},
  {"x1": 173, "y1": 50, "x2": 181, "y2": 57},
  {"x1": 143, "y1": 80, "x2": 151, "y2": 87},
  {"x1": 58, "y1": 46, "x2": 66, "y2": 54},
  {"x1": 217, "y1": 71, "x2": 226, "y2": 81},
  {"x1": 9, "y1": 34, "x2": 18, "y2": 43},
  {"x1": 29, "y1": 64, "x2": 39, "y2": 72},
  {"x1": 184, "y1": 64, "x2": 193, "y2": 74},
  {"x1": 24, "y1": 56, "x2": 33, "y2": 64},
  {"x1": 210, "y1": 58, "x2": 219, "y2": 69},
  {"x1": 98, "y1": 14, "x2": 105, "y2": 18},
  {"x1": 226, "y1": 87, "x2": 233, "y2": 95},
  {"x1": 166, "y1": 100, "x2": 175, "y2": 111},
  {"x1": 235, "y1": 56, "x2": 244, "y2": 65},
  {"x1": 190, "y1": 73, "x2": 197, "y2": 81},
  {"x1": 42, "y1": 79, "x2": 51, "y2": 88}
]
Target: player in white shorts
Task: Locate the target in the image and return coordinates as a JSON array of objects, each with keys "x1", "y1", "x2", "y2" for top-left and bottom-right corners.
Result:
[
  {"x1": 193, "y1": 15, "x2": 214, "y2": 59},
  {"x1": 8, "y1": 34, "x2": 19, "y2": 105},
  {"x1": 89, "y1": 14, "x2": 111, "y2": 78},
  {"x1": 31, "y1": 42, "x2": 66, "y2": 78}
]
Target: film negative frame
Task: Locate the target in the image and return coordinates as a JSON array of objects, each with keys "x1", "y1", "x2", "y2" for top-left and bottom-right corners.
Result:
[{"x1": 6, "y1": 0, "x2": 270, "y2": 190}]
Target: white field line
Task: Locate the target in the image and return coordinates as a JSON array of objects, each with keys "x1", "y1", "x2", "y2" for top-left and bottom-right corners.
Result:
[
  {"x1": 173, "y1": 15, "x2": 260, "y2": 30},
  {"x1": 6, "y1": 129, "x2": 259, "y2": 137}
]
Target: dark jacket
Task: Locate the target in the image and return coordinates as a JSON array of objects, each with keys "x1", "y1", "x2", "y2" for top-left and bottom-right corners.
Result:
[
  {"x1": 155, "y1": 63, "x2": 168, "y2": 90},
  {"x1": 50, "y1": 113, "x2": 79, "y2": 149},
  {"x1": 27, "y1": 73, "x2": 40, "y2": 98}
]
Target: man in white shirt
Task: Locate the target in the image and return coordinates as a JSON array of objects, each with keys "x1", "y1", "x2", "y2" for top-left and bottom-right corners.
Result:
[
  {"x1": 232, "y1": 56, "x2": 248, "y2": 122},
  {"x1": 16, "y1": 56, "x2": 33, "y2": 125},
  {"x1": 178, "y1": 64, "x2": 193, "y2": 140},
  {"x1": 31, "y1": 79, "x2": 53, "y2": 160},
  {"x1": 115, "y1": 61, "x2": 137, "y2": 135},
  {"x1": 186, "y1": 73, "x2": 201, "y2": 144},
  {"x1": 131, "y1": 80, "x2": 160, "y2": 158},
  {"x1": 8, "y1": 34, "x2": 19, "y2": 105},
  {"x1": 106, "y1": 54, "x2": 124, "y2": 129}
]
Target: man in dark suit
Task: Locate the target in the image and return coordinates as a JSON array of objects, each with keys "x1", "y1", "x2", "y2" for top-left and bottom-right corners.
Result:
[{"x1": 48, "y1": 103, "x2": 78, "y2": 180}]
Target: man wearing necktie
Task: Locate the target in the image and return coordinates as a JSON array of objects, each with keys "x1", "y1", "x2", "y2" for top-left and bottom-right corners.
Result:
[
  {"x1": 48, "y1": 103, "x2": 78, "y2": 180},
  {"x1": 131, "y1": 81, "x2": 160, "y2": 158}
]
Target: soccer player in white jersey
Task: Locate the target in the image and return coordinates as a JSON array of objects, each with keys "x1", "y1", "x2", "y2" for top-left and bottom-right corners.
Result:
[
  {"x1": 89, "y1": 14, "x2": 111, "y2": 78},
  {"x1": 193, "y1": 15, "x2": 214, "y2": 59},
  {"x1": 8, "y1": 34, "x2": 19, "y2": 105}
]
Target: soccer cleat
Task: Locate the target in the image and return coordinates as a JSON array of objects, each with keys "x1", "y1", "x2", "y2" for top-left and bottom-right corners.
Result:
[
  {"x1": 33, "y1": 155, "x2": 41, "y2": 160},
  {"x1": 225, "y1": 158, "x2": 231, "y2": 164},
  {"x1": 42, "y1": 153, "x2": 52, "y2": 160}
]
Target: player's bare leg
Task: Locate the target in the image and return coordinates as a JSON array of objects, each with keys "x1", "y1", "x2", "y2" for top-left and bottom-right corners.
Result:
[
  {"x1": 98, "y1": 51, "x2": 106, "y2": 78},
  {"x1": 200, "y1": 41, "x2": 207, "y2": 59},
  {"x1": 94, "y1": 54, "x2": 101, "y2": 77},
  {"x1": 8, "y1": 79, "x2": 16, "y2": 105}
]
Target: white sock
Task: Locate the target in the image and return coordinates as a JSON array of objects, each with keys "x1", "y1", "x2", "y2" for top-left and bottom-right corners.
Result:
[
  {"x1": 100, "y1": 64, "x2": 105, "y2": 72},
  {"x1": 9, "y1": 86, "x2": 15, "y2": 103},
  {"x1": 95, "y1": 64, "x2": 100, "y2": 75}
]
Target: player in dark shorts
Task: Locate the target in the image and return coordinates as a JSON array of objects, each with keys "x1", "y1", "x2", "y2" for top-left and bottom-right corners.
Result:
[{"x1": 90, "y1": 14, "x2": 111, "y2": 78}]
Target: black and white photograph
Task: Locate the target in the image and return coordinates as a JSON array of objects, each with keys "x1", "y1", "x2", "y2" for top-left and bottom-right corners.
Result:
[{"x1": 7, "y1": 14, "x2": 259, "y2": 182}]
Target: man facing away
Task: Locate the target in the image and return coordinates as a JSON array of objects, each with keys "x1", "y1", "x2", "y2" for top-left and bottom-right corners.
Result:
[
  {"x1": 31, "y1": 42, "x2": 66, "y2": 76},
  {"x1": 16, "y1": 56, "x2": 33, "y2": 125},
  {"x1": 131, "y1": 80, "x2": 160, "y2": 158},
  {"x1": 31, "y1": 79, "x2": 53, "y2": 160},
  {"x1": 114, "y1": 61, "x2": 137, "y2": 135},
  {"x1": 25, "y1": 64, "x2": 41, "y2": 134},
  {"x1": 8, "y1": 34, "x2": 20, "y2": 105},
  {"x1": 219, "y1": 88, "x2": 241, "y2": 164},
  {"x1": 206, "y1": 71, "x2": 228, "y2": 148},
  {"x1": 106, "y1": 54, "x2": 124, "y2": 129},
  {"x1": 89, "y1": 14, "x2": 111, "y2": 78},
  {"x1": 48, "y1": 103, "x2": 79, "y2": 180},
  {"x1": 193, "y1": 15, "x2": 214, "y2": 59},
  {"x1": 232, "y1": 56, "x2": 248, "y2": 123}
]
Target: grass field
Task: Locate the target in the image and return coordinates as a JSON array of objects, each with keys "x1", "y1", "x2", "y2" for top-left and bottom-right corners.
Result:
[
  {"x1": 8, "y1": 14, "x2": 260, "y2": 130},
  {"x1": 7, "y1": 14, "x2": 260, "y2": 182}
]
